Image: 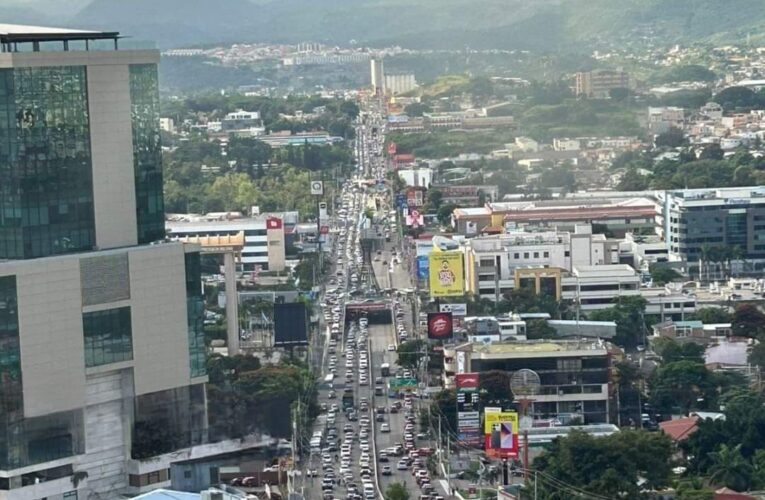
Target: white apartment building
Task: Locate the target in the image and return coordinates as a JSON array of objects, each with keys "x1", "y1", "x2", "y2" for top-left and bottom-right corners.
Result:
[
  {"x1": 561, "y1": 265, "x2": 641, "y2": 311},
  {"x1": 166, "y1": 213, "x2": 293, "y2": 272},
  {"x1": 466, "y1": 226, "x2": 617, "y2": 301}
]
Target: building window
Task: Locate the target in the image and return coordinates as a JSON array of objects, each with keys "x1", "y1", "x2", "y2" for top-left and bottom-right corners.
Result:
[
  {"x1": 513, "y1": 253, "x2": 519, "y2": 259},
  {"x1": 564, "y1": 251, "x2": 570, "y2": 257},
  {"x1": 82, "y1": 307, "x2": 133, "y2": 367},
  {"x1": 130, "y1": 64, "x2": 165, "y2": 244},
  {"x1": 523, "y1": 252, "x2": 529, "y2": 259},
  {"x1": 0, "y1": 66, "x2": 95, "y2": 259},
  {"x1": 543, "y1": 251, "x2": 549, "y2": 258},
  {"x1": 533, "y1": 252, "x2": 539, "y2": 258},
  {"x1": 63, "y1": 492, "x2": 78, "y2": 500},
  {"x1": 185, "y1": 252, "x2": 207, "y2": 377}
]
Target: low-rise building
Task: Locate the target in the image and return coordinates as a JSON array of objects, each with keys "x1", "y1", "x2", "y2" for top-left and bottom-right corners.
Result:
[
  {"x1": 465, "y1": 226, "x2": 616, "y2": 301},
  {"x1": 444, "y1": 339, "x2": 614, "y2": 423},
  {"x1": 166, "y1": 213, "x2": 294, "y2": 272},
  {"x1": 575, "y1": 69, "x2": 630, "y2": 98},
  {"x1": 561, "y1": 265, "x2": 641, "y2": 311}
]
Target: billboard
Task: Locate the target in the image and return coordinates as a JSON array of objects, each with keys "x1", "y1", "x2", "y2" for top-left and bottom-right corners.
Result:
[
  {"x1": 484, "y1": 411, "x2": 519, "y2": 458},
  {"x1": 427, "y1": 312, "x2": 453, "y2": 340},
  {"x1": 456, "y1": 373, "x2": 482, "y2": 447},
  {"x1": 273, "y1": 303, "x2": 309, "y2": 347},
  {"x1": 439, "y1": 303, "x2": 467, "y2": 316},
  {"x1": 429, "y1": 252, "x2": 465, "y2": 297},
  {"x1": 416, "y1": 256, "x2": 429, "y2": 280}
]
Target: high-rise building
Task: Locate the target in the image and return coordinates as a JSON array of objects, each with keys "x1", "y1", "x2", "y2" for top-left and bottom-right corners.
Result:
[
  {"x1": 0, "y1": 24, "x2": 223, "y2": 499},
  {"x1": 370, "y1": 57, "x2": 384, "y2": 96}
]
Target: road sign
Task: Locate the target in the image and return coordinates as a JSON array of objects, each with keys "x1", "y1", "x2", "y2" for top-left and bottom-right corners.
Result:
[
  {"x1": 310, "y1": 181, "x2": 324, "y2": 195},
  {"x1": 396, "y1": 194, "x2": 407, "y2": 209},
  {"x1": 320, "y1": 225, "x2": 329, "y2": 235}
]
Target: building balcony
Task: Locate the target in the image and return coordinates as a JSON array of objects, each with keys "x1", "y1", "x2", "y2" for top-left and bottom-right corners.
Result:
[
  {"x1": 0, "y1": 475, "x2": 84, "y2": 500},
  {"x1": 532, "y1": 384, "x2": 608, "y2": 403}
]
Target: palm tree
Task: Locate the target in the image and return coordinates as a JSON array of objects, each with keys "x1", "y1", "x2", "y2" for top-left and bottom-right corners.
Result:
[{"x1": 709, "y1": 443, "x2": 753, "y2": 492}]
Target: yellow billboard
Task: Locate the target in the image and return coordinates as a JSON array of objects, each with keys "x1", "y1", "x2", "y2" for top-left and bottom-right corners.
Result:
[
  {"x1": 484, "y1": 411, "x2": 518, "y2": 458},
  {"x1": 429, "y1": 251, "x2": 465, "y2": 297}
]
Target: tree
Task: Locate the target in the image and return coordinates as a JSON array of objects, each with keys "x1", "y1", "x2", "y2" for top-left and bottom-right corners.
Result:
[
  {"x1": 532, "y1": 429, "x2": 672, "y2": 499},
  {"x1": 748, "y1": 342, "x2": 765, "y2": 372},
  {"x1": 690, "y1": 307, "x2": 732, "y2": 324},
  {"x1": 713, "y1": 86, "x2": 762, "y2": 111},
  {"x1": 650, "y1": 263, "x2": 682, "y2": 285},
  {"x1": 206, "y1": 172, "x2": 259, "y2": 212},
  {"x1": 427, "y1": 189, "x2": 443, "y2": 210},
  {"x1": 526, "y1": 319, "x2": 558, "y2": 340},
  {"x1": 608, "y1": 87, "x2": 630, "y2": 101},
  {"x1": 479, "y1": 370, "x2": 512, "y2": 408},
  {"x1": 652, "y1": 337, "x2": 705, "y2": 364},
  {"x1": 436, "y1": 203, "x2": 459, "y2": 226},
  {"x1": 385, "y1": 482, "x2": 410, "y2": 500},
  {"x1": 732, "y1": 304, "x2": 765, "y2": 338},
  {"x1": 655, "y1": 127, "x2": 686, "y2": 148},
  {"x1": 617, "y1": 168, "x2": 650, "y2": 191},
  {"x1": 404, "y1": 102, "x2": 432, "y2": 117},
  {"x1": 397, "y1": 340, "x2": 425, "y2": 369},
  {"x1": 709, "y1": 444, "x2": 753, "y2": 492},
  {"x1": 699, "y1": 143, "x2": 724, "y2": 161},
  {"x1": 587, "y1": 296, "x2": 647, "y2": 348},
  {"x1": 649, "y1": 360, "x2": 715, "y2": 414}
]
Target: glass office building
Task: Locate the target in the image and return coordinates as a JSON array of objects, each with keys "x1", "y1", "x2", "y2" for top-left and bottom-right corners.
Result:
[{"x1": 0, "y1": 25, "x2": 218, "y2": 499}]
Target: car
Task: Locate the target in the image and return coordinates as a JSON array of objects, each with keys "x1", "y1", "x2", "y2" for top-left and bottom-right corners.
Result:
[
  {"x1": 380, "y1": 423, "x2": 390, "y2": 433},
  {"x1": 397, "y1": 460, "x2": 409, "y2": 470},
  {"x1": 382, "y1": 466, "x2": 392, "y2": 475}
]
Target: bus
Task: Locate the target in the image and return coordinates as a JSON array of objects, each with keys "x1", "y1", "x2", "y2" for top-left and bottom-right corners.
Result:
[
  {"x1": 342, "y1": 391, "x2": 354, "y2": 411},
  {"x1": 380, "y1": 363, "x2": 390, "y2": 377}
]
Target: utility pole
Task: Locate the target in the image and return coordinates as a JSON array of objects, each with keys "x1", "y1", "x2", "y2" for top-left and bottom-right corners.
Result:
[
  {"x1": 446, "y1": 435, "x2": 451, "y2": 495},
  {"x1": 290, "y1": 404, "x2": 297, "y2": 494}
]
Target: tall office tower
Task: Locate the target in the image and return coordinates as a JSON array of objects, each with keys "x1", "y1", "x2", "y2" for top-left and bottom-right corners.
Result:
[
  {"x1": 370, "y1": 57, "x2": 384, "y2": 96},
  {"x1": 0, "y1": 25, "x2": 219, "y2": 499}
]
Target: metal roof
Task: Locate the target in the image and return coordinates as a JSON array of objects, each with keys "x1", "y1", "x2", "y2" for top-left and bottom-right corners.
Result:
[{"x1": 0, "y1": 23, "x2": 119, "y2": 43}]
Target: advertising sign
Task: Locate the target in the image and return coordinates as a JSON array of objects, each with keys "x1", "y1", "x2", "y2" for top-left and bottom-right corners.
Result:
[
  {"x1": 310, "y1": 181, "x2": 324, "y2": 196},
  {"x1": 406, "y1": 209, "x2": 424, "y2": 228},
  {"x1": 416, "y1": 256, "x2": 429, "y2": 280},
  {"x1": 439, "y1": 303, "x2": 468, "y2": 316},
  {"x1": 455, "y1": 373, "x2": 479, "y2": 391},
  {"x1": 396, "y1": 194, "x2": 407, "y2": 210},
  {"x1": 484, "y1": 411, "x2": 519, "y2": 458},
  {"x1": 427, "y1": 312, "x2": 453, "y2": 340},
  {"x1": 456, "y1": 372, "x2": 483, "y2": 446},
  {"x1": 266, "y1": 217, "x2": 283, "y2": 230},
  {"x1": 388, "y1": 142, "x2": 397, "y2": 155},
  {"x1": 428, "y1": 252, "x2": 465, "y2": 297},
  {"x1": 273, "y1": 303, "x2": 309, "y2": 347}
]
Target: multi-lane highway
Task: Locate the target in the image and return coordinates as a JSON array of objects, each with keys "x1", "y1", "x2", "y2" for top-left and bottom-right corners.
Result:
[{"x1": 296, "y1": 105, "x2": 453, "y2": 500}]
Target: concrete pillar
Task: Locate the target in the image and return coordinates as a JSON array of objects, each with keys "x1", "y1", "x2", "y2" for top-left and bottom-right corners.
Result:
[{"x1": 225, "y1": 252, "x2": 240, "y2": 355}]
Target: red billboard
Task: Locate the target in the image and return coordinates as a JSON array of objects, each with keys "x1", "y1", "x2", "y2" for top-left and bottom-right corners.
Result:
[
  {"x1": 455, "y1": 373, "x2": 479, "y2": 390},
  {"x1": 427, "y1": 312, "x2": 453, "y2": 340},
  {"x1": 387, "y1": 142, "x2": 397, "y2": 155},
  {"x1": 266, "y1": 217, "x2": 283, "y2": 230}
]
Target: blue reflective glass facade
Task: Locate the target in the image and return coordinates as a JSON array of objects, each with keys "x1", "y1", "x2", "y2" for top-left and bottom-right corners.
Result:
[
  {"x1": 184, "y1": 252, "x2": 206, "y2": 378},
  {"x1": 129, "y1": 64, "x2": 165, "y2": 244},
  {"x1": 0, "y1": 67, "x2": 95, "y2": 259},
  {"x1": 82, "y1": 307, "x2": 133, "y2": 367},
  {"x1": 0, "y1": 275, "x2": 23, "y2": 467}
]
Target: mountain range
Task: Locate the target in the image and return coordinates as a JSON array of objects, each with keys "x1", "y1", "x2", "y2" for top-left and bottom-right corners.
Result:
[{"x1": 1, "y1": 0, "x2": 764, "y2": 50}]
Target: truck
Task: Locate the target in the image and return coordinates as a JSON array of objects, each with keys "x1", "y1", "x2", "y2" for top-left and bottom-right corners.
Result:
[{"x1": 342, "y1": 391, "x2": 354, "y2": 411}]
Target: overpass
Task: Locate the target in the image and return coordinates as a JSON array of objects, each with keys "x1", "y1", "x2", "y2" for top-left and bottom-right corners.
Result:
[{"x1": 344, "y1": 300, "x2": 392, "y2": 324}]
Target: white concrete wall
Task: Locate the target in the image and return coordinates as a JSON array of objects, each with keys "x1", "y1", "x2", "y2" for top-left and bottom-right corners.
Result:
[
  {"x1": 0, "y1": 259, "x2": 87, "y2": 417},
  {"x1": 77, "y1": 371, "x2": 131, "y2": 497},
  {"x1": 129, "y1": 244, "x2": 191, "y2": 395},
  {"x1": 87, "y1": 64, "x2": 138, "y2": 250}
]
